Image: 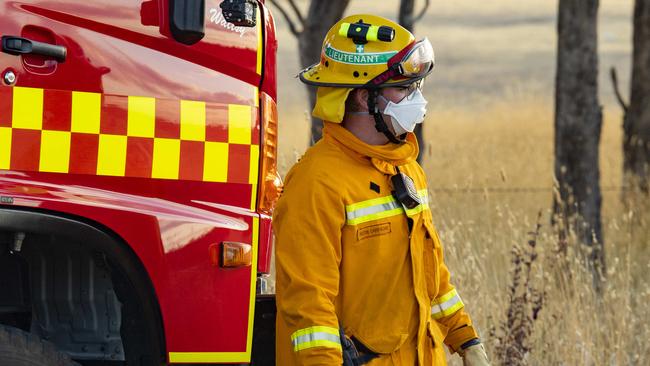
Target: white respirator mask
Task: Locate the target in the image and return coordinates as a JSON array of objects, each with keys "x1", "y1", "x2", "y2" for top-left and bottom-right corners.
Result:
[{"x1": 379, "y1": 89, "x2": 428, "y2": 136}]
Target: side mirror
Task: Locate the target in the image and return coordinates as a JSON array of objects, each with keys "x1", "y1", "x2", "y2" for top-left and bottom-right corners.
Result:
[{"x1": 169, "y1": 0, "x2": 205, "y2": 45}]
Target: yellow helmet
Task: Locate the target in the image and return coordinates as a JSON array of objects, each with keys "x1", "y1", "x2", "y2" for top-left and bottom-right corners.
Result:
[
  {"x1": 299, "y1": 14, "x2": 434, "y2": 88},
  {"x1": 300, "y1": 14, "x2": 434, "y2": 126}
]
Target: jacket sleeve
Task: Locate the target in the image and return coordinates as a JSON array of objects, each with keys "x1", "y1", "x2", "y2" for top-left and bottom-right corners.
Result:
[
  {"x1": 274, "y1": 166, "x2": 345, "y2": 365},
  {"x1": 430, "y1": 225, "x2": 479, "y2": 353}
]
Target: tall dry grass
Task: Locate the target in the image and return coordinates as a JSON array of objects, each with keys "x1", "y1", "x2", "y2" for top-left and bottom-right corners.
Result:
[
  {"x1": 420, "y1": 94, "x2": 650, "y2": 365},
  {"x1": 274, "y1": 93, "x2": 650, "y2": 365}
]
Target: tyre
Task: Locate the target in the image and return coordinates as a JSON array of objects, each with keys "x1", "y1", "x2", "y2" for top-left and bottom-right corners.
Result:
[{"x1": 0, "y1": 324, "x2": 79, "y2": 366}]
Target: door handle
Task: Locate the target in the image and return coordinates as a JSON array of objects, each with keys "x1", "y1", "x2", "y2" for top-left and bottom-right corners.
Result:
[{"x1": 1, "y1": 35, "x2": 66, "y2": 62}]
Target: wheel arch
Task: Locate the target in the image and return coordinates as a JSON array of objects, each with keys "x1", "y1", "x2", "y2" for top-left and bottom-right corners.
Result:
[{"x1": 0, "y1": 206, "x2": 167, "y2": 364}]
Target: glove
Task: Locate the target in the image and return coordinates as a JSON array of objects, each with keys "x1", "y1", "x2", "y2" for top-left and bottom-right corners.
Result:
[{"x1": 460, "y1": 343, "x2": 491, "y2": 366}]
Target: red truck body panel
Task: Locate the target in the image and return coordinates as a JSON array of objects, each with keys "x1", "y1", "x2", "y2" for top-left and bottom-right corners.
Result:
[{"x1": 0, "y1": 0, "x2": 277, "y2": 363}]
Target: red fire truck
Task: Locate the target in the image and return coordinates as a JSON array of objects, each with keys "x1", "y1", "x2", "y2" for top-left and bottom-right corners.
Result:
[{"x1": 0, "y1": 0, "x2": 280, "y2": 364}]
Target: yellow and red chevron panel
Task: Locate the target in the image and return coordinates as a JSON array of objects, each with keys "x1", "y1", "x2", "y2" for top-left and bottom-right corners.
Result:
[{"x1": 0, "y1": 86, "x2": 260, "y2": 185}]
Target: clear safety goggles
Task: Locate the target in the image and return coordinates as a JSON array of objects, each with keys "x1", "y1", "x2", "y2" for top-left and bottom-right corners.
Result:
[
  {"x1": 365, "y1": 38, "x2": 434, "y2": 88},
  {"x1": 379, "y1": 79, "x2": 424, "y2": 103},
  {"x1": 395, "y1": 38, "x2": 434, "y2": 77}
]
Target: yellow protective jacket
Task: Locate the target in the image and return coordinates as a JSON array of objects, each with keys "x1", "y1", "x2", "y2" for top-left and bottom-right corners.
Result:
[{"x1": 274, "y1": 122, "x2": 478, "y2": 365}]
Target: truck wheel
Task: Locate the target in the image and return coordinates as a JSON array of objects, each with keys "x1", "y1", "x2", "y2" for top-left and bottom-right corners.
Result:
[{"x1": 0, "y1": 325, "x2": 80, "y2": 366}]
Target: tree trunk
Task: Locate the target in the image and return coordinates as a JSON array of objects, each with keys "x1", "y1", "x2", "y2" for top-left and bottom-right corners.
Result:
[
  {"x1": 554, "y1": 0, "x2": 604, "y2": 290},
  {"x1": 399, "y1": 0, "x2": 425, "y2": 163},
  {"x1": 625, "y1": 0, "x2": 650, "y2": 193},
  {"x1": 398, "y1": 0, "x2": 416, "y2": 32},
  {"x1": 298, "y1": 0, "x2": 350, "y2": 144}
]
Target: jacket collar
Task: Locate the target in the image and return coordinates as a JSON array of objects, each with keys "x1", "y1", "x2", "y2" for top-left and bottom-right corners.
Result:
[{"x1": 322, "y1": 122, "x2": 419, "y2": 174}]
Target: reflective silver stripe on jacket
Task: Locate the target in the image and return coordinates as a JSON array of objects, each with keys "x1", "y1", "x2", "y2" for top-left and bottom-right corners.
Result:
[
  {"x1": 346, "y1": 198, "x2": 402, "y2": 225},
  {"x1": 431, "y1": 288, "x2": 465, "y2": 319},
  {"x1": 345, "y1": 189, "x2": 430, "y2": 225},
  {"x1": 290, "y1": 326, "x2": 342, "y2": 352}
]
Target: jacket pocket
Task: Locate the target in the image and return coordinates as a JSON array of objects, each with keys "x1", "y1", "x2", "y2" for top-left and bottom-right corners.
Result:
[
  {"x1": 352, "y1": 329, "x2": 409, "y2": 355},
  {"x1": 423, "y1": 220, "x2": 441, "y2": 249},
  {"x1": 423, "y1": 220, "x2": 441, "y2": 299},
  {"x1": 428, "y1": 321, "x2": 449, "y2": 364}
]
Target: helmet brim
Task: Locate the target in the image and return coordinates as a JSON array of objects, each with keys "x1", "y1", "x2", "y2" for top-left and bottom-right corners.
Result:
[{"x1": 299, "y1": 63, "x2": 433, "y2": 89}]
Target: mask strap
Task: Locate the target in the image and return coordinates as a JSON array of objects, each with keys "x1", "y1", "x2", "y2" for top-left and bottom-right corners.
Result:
[
  {"x1": 367, "y1": 89, "x2": 402, "y2": 144},
  {"x1": 349, "y1": 95, "x2": 390, "y2": 114}
]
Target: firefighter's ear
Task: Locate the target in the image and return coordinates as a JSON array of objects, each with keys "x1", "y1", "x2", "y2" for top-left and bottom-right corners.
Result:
[
  {"x1": 357, "y1": 89, "x2": 369, "y2": 111},
  {"x1": 345, "y1": 89, "x2": 368, "y2": 112}
]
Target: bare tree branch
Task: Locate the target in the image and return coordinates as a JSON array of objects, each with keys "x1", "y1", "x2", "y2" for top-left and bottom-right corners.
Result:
[
  {"x1": 286, "y1": 0, "x2": 306, "y2": 28},
  {"x1": 414, "y1": 0, "x2": 430, "y2": 23},
  {"x1": 398, "y1": 0, "x2": 415, "y2": 31},
  {"x1": 399, "y1": 0, "x2": 430, "y2": 32},
  {"x1": 268, "y1": 0, "x2": 303, "y2": 37},
  {"x1": 610, "y1": 67, "x2": 629, "y2": 113}
]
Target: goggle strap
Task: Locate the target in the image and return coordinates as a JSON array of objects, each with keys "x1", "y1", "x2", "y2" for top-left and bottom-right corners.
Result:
[
  {"x1": 364, "y1": 64, "x2": 402, "y2": 88},
  {"x1": 364, "y1": 39, "x2": 432, "y2": 88}
]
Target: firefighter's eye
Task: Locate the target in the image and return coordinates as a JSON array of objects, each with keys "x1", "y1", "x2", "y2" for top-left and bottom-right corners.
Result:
[
  {"x1": 401, "y1": 83, "x2": 418, "y2": 93},
  {"x1": 399, "y1": 85, "x2": 413, "y2": 94}
]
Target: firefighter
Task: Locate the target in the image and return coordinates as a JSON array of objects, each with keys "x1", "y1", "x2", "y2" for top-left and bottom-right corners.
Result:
[{"x1": 273, "y1": 14, "x2": 490, "y2": 366}]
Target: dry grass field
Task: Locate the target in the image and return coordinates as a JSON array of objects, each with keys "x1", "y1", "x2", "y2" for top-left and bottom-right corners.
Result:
[{"x1": 271, "y1": 1, "x2": 649, "y2": 364}]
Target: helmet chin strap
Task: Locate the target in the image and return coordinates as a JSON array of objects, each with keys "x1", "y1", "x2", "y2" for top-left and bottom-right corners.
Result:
[{"x1": 367, "y1": 89, "x2": 403, "y2": 144}]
